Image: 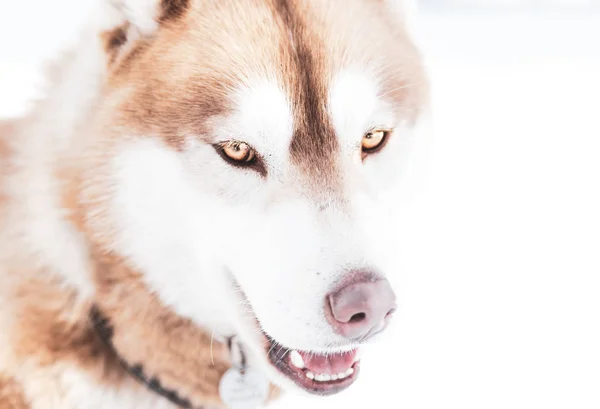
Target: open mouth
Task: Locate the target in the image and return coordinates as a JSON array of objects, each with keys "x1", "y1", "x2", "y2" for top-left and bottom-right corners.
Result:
[{"x1": 266, "y1": 337, "x2": 360, "y2": 395}]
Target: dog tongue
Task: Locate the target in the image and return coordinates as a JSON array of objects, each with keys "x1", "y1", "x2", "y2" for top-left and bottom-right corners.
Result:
[{"x1": 298, "y1": 350, "x2": 357, "y2": 374}]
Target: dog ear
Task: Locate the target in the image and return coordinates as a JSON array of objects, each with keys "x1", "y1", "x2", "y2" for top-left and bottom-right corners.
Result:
[
  {"x1": 109, "y1": 0, "x2": 189, "y2": 35},
  {"x1": 99, "y1": 0, "x2": 189, "y2": 66}
]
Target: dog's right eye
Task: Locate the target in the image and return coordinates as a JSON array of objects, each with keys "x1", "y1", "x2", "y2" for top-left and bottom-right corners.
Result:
[
  {"x1": 217, "y1": 141, "x2": 256, "y2": 164},
  {"x1": 213, "y1": 140, "x2": 267, "y2": 177}
]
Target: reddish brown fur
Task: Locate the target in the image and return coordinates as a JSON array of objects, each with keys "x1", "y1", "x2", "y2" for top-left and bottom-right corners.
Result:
[
  {"x1": 11, "y1": 275, "x2": 127, "y2": 387},
  {"x1": 91, "y1": 250, "x2": 237, "y2": 407},
  {"x1": 100, "y1": 24, "x2": 129, "y2": 66},
  {"x1": 160, "y1": 0, "x2": 191, "y2": 22},
  {"x1": 0, "y1": 120, "x2": 12, "y2": 167},
  {"x1": 0, "y1": 121, "x2": 11, "y2": 149},
  {"x1": 0, "y1": 377, "x2": 29, "y2": 409},
  {"x1": 8, "y1": 259, "x2": 279, "y2": 407},
  {"x1": 94, "y1": 0, "x2": 426, "y2": 194},
  {"x1": 1, "y1": 0, "x2": 425, "y2": 406}
]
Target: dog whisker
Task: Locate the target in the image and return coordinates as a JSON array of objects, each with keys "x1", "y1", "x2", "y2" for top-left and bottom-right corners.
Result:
[
  {"x1": 275, "y1": 348, "x2": 290, "y2": 367},
  {"x1": 379, "y1": 81, "x2": 423, "y2": 97}
]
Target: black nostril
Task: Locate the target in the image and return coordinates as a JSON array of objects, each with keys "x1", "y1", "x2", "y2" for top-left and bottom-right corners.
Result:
[{"x1": 349, "y1": 312, "x2": 367, "y2": 324}]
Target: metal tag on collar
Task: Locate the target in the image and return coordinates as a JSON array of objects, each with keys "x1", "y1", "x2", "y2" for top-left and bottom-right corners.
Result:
[{"x1": 219, "y1": 337, "x2": 270, "y2": 409}]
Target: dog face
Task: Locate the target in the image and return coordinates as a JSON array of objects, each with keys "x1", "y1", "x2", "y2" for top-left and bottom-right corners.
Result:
[{"x1": 80, "y1": 0, "x2": 427, "y2": 396}]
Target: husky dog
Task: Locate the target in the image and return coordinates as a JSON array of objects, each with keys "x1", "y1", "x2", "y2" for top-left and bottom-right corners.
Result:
[{"x1": 0, "y1": 0, "x2": 428, "y2": 407}]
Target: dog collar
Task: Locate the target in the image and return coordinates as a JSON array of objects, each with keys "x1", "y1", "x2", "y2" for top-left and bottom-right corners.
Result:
[
  {"x1": 89, "y1": 306, "x2": 270, "y2": 409},
  {"x1": 90, "y1": 306, "x2": 199, "y2": 408}
]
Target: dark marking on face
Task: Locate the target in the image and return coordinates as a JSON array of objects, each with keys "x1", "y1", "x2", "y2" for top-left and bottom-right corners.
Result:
[{"x1": 273, "y1": 0, "x2": 340, "y2": 185}]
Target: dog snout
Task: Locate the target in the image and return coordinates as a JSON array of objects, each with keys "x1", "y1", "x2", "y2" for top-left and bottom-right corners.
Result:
[{"x1": 326, "y1": 273, "x2": 396, "y2": 341}]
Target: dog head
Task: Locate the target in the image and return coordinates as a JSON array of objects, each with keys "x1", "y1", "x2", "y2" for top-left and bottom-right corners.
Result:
[{"x1": 76, "y1": 0, "x2": 428, "y2": 396}]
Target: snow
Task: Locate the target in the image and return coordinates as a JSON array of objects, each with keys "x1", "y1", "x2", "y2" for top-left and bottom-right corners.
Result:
[{"x1": 1, "y1": 2, "x2": 599, "y2": 408}]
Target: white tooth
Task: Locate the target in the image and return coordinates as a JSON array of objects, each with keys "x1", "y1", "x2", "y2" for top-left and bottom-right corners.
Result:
[
  {"x1": 346, "y1": 367, "x2": 355, "y2": 376},
  {"x1": 306, "y1": 371, "x2": 315, "y2": 380},
  {"x1": 338, "y1": 372, "x2": 347, "y2": 379},
  {"x1": 321, "y1": 374, "x2": 331, "y2": 382},
  {"x1": 290, "y1": 350, "x2": 305, "y2": 369},
  {"x1": 315, "y1": 374, "x2": 326, "y2": 382},
  {"x1": 331, "y1": 374, "x2": 339, "y2": 381}
]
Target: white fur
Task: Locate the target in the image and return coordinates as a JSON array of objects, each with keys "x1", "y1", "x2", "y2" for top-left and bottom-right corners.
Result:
[
  {"x1": 0, "y1": 0, "x2": 425, "y2": 403},
  {"x1": 386, "y1": 0, "x2": 420, "y2": 42},
  {"x1": 116, "y1": 0, "x2": 160, "y2": 35},
  {"x1": 0, "y1": 5, "x2": 115, "y2": 298},
  {"x1": 228, "y1": 79, "x2": 295, "y2": 164},
  {"x1": 329, "y1": 68, "x2": 396, "y2": 151},
  {"x1": 109, "y1": 139, "x2": 238, "y2": 337},
  {"x1": 105, "y1": 70, "x2": 406, "y2": 396},
  {"x1": 108, "y1": 136, "x2": 371, "y2": 393},
  {"x1": 105, "y1": 80, "x2": 294, "y2": 336},
  {"x1": 0, "y1": 0, "x2": 173, "y2": 300},
  {"x1": 19, "y1": 367, "x2": 178, "y2": 409}
]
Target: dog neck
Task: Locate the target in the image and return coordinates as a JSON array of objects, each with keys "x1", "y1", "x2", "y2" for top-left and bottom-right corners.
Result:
[
  {"x1": 90, "y1": 305, "x2": 222, "y2": 409},
  {"x1": 88, "y1": 250, "x2": 241, "y2": 408}
]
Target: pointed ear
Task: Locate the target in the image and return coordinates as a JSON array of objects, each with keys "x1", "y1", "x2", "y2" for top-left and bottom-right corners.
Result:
[
  {"x1": 98, "y1": 0, "x2": 189, "y2": 66},
  {"x1": 109, "y1": 0, "x2": 189, "y2": 34},
  {"x1": 115, "y1": 0, "x2": 162, "y2": 35}
]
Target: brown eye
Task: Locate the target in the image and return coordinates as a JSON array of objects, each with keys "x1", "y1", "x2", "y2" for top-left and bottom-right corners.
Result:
[
  {"x1": 361, "y1": 130, "x2": 390, "y2": 155},
  {"x1": 214, "y1": 140, "x2": 267, "y2": 177},
  {"x1": 219, "y1": 141, "x2": 256, "y2": 163}
]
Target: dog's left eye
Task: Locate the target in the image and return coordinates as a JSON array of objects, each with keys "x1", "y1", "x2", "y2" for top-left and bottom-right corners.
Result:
[
  {"x1": 361, "y1": 129, "x2": 390, "y2": 156},
  {"x1": 217, "y1": 141, "x2": 256, "y2": 164}
]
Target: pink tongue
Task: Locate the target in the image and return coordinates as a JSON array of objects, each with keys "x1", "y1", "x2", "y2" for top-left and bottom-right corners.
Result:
[{"x1": 298, "y1": 350, "x2": 357, "y2": 374}]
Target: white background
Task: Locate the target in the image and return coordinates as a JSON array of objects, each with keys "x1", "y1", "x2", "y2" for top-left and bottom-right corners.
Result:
[{"x1": 1, "y1": 1, "x2": 599, "y2": 408}]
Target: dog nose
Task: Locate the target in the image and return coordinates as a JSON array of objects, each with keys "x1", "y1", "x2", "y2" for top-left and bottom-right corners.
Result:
[{"x1": 326, "y1": 276, "x2": 396, "y2": 340}]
